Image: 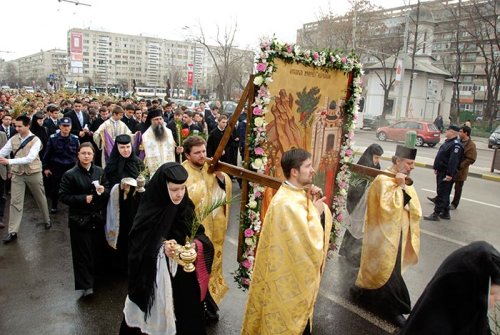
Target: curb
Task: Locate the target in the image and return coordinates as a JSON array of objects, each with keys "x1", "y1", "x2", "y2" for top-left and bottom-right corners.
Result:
[{"x1": 355, "y1": 150, "x2": 500, "y2": 183}]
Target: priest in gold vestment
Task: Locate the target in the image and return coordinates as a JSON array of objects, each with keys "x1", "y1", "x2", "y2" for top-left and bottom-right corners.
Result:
[
  {"x1": 241, "y1": 148, "x2": 332, "y2": 335},
  {"x1": 182, "y1": 135, "x2": 232, "y2": 320},
  {"x1": 354, "y1": 144, "x2": 422, "y2": 328}
]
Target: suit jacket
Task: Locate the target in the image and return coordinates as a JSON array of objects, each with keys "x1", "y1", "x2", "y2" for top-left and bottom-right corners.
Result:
[
  {"x1": 66, "y1": 110, "x2": 92, "y2": 142},
  {"x1": 0, "y1": 131, "x2": 7, "y2": 180},
  {"x1": 0, "y1": 124, "x2": 17, "y2": 139},
  {"x1": 43, "y1": 117, "x2": 59, "y2": 136}
]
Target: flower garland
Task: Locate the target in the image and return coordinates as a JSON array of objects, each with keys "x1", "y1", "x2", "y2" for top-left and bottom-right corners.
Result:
[{"x1": 233, "y1": 37, "x2": 363, "y2": 290}]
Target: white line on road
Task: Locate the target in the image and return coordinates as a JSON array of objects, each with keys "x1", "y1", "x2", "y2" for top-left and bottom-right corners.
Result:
[
  {"x1": 421, "y1": 188, "x2": 500, "y2": 209},
  {"x1": 319, "y1": 289, "x2": 397, "y2": 334},
  {"x1": 420, "y1": 229, "x2": 467, "y2": 247}
]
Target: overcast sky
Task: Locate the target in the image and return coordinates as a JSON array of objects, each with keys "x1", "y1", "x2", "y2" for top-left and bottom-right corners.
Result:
[{"x1": 1, "y1": 0, "x2": 409, "y2": 61}]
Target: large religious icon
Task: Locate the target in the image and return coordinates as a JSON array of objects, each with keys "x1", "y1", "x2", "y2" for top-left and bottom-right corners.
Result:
[{"x1": 263, "y1": 59, "x2": 350, "y2": 207}]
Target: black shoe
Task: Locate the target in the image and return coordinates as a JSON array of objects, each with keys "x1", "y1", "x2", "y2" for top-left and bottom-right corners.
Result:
[
  {"x1": 3, "y1": 232, "x2": 18, "y2": 244},
  {"x1": 449, "y1": 204, "x2": 457, "y2": 210},
  {"x1": 50, "y1": 208, "x2": 58, "y2": 214},
  {"x1": 439, "y1": 212, "x2": 451, "y2": 220},
  {"x1": 426, "y1": 196, "x2": 436, "y2": 204},
  {"x1": 45, "y1": 222, "x2": 52, "y2": 230},
  {"x1": 424, "y1": 212, "x2": 440, "y2": 221}
]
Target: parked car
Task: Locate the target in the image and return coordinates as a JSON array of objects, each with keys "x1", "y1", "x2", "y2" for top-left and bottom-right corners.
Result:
[
  {"x1": 488, "y1": 125, "x2": 500, "y2": 148},
  {"x1": 362, "y1": 114, "x2": 389, "y2": 129},
  {"x1": 376, "y1": 120, "x2": 441, "y2": 147}
]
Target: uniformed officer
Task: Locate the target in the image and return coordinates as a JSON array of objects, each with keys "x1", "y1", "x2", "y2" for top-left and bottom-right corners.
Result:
[
  {"x1": 42, "y1": 117, "x2": 80, "y2": 213},
  {"x1": 424, "y1": 124, "x2": 463, "y2": 221}
]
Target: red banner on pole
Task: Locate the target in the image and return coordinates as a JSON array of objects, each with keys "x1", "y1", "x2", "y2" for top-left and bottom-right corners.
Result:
[{"x1": 187, "y1": 71, "x2": 193, "y2": 88}]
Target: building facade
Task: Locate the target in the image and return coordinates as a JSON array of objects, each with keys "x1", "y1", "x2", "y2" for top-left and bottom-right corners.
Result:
[{"x1": 296, "y1": 0, "x2": 499, "y2": 121}]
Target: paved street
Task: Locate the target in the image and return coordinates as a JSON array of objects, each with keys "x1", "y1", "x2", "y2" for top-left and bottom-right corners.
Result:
[{"x1": 1, "y1": 136, "x2": 499, "y2": 334}]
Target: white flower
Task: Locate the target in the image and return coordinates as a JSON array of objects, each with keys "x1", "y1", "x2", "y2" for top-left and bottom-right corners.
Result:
[
  {"x1": 339, "y1": 189, "x2": 347, "y2": 197},
  {"x1": 254, "y1": 117, "x2": 264, "y2": 127},
  {"x1": 264, "y1": 77, "x2": 273, "y2": 85},
  {"x1": 248, "y1": 200, "x2": 257, "y2": 209},
  {"x1": 253, "y1": 76, "x2": 264, "y2": 86},
  {"x1": 251, "y1": 158, "x2": 264, "y2": 169},
  {"x1": 245, "y1": 237, "x2": 254, "y2": 246}
]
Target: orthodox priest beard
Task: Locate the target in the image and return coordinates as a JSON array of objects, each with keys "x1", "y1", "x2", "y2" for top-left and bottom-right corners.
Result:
[{"x1": 152, "y1": 123, "x2": 167, "y2": 141}]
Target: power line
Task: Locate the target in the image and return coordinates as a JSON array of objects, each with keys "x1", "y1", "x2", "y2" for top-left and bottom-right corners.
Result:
[{"x1": 57, "y1": 0, "x2": 92, "y2": 7}]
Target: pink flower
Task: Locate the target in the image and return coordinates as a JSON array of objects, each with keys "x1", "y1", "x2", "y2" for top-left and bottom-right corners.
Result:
[
  {"x1": 336, "y1": 213, "x2": 344, "y2": 222},
  {"x1": 254, "y1": 191, "x2": 262, "y2": 198},
  {"x1": 345, "y1": 149, "x2": 353, "y2": 157},
  {"x1": 254, "y1": 147, "x2": 265, "y2": 155},
  {"x1": 249, "y1": 212, "x2": 256, "y2": 220},
  {"x1": 341, "y1": 57, "x2": 347, "y2": 64},
  {"x1": 242, "y1": 259, "x2": 253, "y2": 269},
  {"x1": 256, "y1": 62, "x2": 267, "y2": 72},
  {"x1": 243, "y1": 278, "x2": 251, "y2": 285},
  {"x1": 286, "y1": 45, "x2": 293, "y2": 53},
  {"x1": 244, "y1": 228, "x2": 254, "y2": 238},
  {"x1": 258, "y1": 86, "x2": 267, "y2": 97},
  {"x1": 253, "y1": 106, "x2": 263, "y2": 116},
  {"x1": 313, "y1": 52, "x2": 319, "y2": 60}
]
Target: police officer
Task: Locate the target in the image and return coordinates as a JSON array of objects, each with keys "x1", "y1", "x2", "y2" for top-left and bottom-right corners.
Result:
[
  {"x1": 42, "y1": 117, "x2": 80, "y2": 213},
  {"x1": 424, "y1": 124, "x2": 463, "y2": 221}
]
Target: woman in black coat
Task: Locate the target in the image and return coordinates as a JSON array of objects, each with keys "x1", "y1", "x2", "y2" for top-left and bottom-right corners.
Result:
[
  {"x1": 30, "y1": 112, "x2": 49, "y2": 158},
  {"x1": 59, "y1": 142, "x2": 110, "y2": 298}
]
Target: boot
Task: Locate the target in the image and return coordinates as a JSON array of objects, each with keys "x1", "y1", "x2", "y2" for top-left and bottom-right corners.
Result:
[
  {"x1": 439, "y1": 211, "x2": 451, "y2": 220},
  {"x1": 424, "y1": 212, "x2": 440, "y2": 221}
]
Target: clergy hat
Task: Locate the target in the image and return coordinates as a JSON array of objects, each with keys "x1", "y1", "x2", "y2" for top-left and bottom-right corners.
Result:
[
  {"x1": 146, "y1": 108, "x2": 163, "y2": 122},
  {"x1": 448, "y1": 124, "x2": 460, "y2": 132},
  {"x1": 162, "y1": 162, "x2": 188, "y2": 184},
  {"x1": 395, "y1": 131, "x2": 417, "y2": 160},
  {"x1": 115, "y1": 134, "x2": 131, "y2": 144}
]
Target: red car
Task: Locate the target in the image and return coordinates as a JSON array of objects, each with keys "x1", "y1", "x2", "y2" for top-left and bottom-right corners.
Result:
[{"x1": 376, "y1": 120, "x2": 441, "y2": 147}]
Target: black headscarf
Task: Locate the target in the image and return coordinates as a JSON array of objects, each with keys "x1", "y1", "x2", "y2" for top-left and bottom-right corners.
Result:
[
  {"x1": 400, "y1": 241, "x2": 500, "y2": 335},
  {"x1": 347, "y1": 144, "x2": 384, "y2": 213},
  {"x1": 30, "y1": 112, "x2": 49, "y2": 157},
  {"x1": 127, "y1": 162, "x2": 195, "y2": 318},
  {"x1": 104, "y1": 135, "x2": 144, "y2": 186}
]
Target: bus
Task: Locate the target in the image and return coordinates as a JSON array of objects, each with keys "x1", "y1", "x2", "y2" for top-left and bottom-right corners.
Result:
[{"x1": 135, "y1": 87, "x2": 167, "y2": 100}]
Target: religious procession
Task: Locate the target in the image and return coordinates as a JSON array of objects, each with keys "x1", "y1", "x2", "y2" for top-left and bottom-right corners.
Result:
[{"x1": 1, "y1": 37, "x2": 499, "y2": 335}]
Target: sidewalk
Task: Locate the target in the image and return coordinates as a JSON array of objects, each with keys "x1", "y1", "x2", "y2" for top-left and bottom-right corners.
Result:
[{"x1": 351, "y1": 135, "x2": 500, "y2": 182}]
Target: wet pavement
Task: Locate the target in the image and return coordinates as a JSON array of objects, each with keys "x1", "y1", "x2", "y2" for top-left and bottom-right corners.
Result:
[{"x1": 2, "y1": 172, "x2": 498, "y2": 334}]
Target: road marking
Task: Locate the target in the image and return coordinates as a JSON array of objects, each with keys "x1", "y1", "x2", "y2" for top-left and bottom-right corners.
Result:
[
  {"x1": 421, "y1": 188, "x2": 500, "y2": 209},
  {"x1": 227, "y1": 236, "x2": 238, "y2": 246},
  {"x1": 319, "y1": 289, "x2": 397, "y2": 334},
  {"x1": 420, "y1": 229, "x2": 467, "y2": 247}
]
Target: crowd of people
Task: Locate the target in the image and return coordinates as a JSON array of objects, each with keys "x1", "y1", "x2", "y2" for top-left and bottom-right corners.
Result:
[{"x1": 1, "y1": 89, "x2": 499, "y2": 334}]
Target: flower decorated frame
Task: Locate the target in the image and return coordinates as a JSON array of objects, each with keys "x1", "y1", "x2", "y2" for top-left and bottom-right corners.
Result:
[{"x1": 233, "y1": 37, "x2": 363, "y2": 290}]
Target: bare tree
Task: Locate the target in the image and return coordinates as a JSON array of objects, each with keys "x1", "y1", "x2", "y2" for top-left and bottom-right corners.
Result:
[
  {"x1": 462, "y1": 0, "x2": 499, "y2": 129},
  {"x1": 405, "y1": 0, "x2": 421, "y2": 118},
  {"x1": 192, "y1": 22, "x2": 252, "y2": 102}
]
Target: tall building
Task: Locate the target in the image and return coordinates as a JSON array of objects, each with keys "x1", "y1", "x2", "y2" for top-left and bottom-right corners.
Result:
[
  {"x1": 0, "y1": 49, "x2": 67, "y2": 89},
  {"x1": 67, "y1": 28, "x2": 215, "y2": 95},
  {"x1": 297, "y1": 0, "x2": 499, "y2": 119}
]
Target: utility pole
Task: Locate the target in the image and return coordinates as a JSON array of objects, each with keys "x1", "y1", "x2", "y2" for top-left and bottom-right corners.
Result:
[{"x1": 396, "y1": 8, "x2": 410, "y2": 121}]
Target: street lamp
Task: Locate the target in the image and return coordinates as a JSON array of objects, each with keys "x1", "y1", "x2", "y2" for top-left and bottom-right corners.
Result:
[{"x1": 471, "y1": 84, "x2": 476, "y2": 116}]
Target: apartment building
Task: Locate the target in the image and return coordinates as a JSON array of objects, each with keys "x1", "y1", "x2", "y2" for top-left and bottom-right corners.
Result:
[{"x1": 296, "y1": 0, "x2": 499, "y2": 118}]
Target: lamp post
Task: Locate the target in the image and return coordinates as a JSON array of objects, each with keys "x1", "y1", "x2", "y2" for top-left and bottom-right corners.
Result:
[{"x1": 471, "y1": 84, "x2": 476, "y2": 116}]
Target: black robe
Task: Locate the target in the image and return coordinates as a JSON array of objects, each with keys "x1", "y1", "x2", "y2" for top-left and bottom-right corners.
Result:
[
  {"x1": 104, "y1": 144, "x2": 144, "y2": 187},
  {"x1": 125, "y1": 163, "x2": 214, "y2": 334},
  {"x1": 339, "y1": 144, "x2": 383, "y2": 267},
  {"x1": 399, "y1": 241, "x2": 500, "y2": 335}
]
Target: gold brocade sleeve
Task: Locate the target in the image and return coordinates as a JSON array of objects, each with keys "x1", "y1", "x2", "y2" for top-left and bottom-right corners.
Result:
[
  {"x1": 182, "y1": 161, "x2": 231, "y2": 304},
  {"x1": 355, "y1": 175, "x2": 421, "y2": 289},
  {"x1": 241, "y1": 185, "x2": 332, "y2": 335}
]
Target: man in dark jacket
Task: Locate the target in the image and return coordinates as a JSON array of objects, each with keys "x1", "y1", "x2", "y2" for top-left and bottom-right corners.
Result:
[
  {"x1": 43, "y1": 104, "x2": 61, "y2": 136},
  {"x1": 65, "y1": 99, "x2": 92, "y2": 143},
  {"x1": 43, "y1": 117, "x2": 80, "y2": 213},
  {"x1": 424, "y1": 125, "x2": 464, "y2": 221}
]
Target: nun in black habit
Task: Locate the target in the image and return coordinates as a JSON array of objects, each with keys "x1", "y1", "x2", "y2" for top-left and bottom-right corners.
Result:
[
  {"x1": 339, "y1": 143, "x2": 384, "y2": 267},
  {"x1": 399, "y1": 241, "x2": 500, "y2": 335},
  {"x1": 104, "y1": 134, "x2": 144, "y2": 187},
  {"x1": 120, "y1": 162, "x2": 214, "y2": 335}
]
